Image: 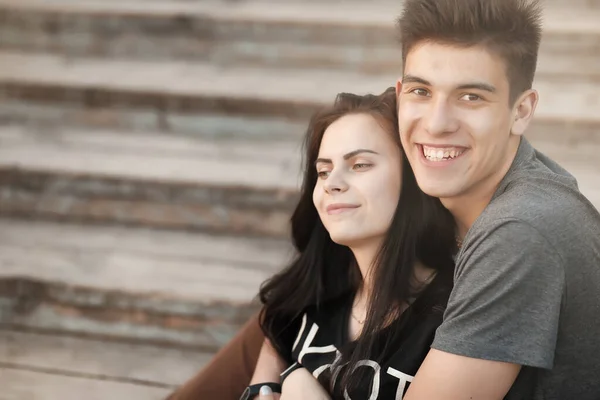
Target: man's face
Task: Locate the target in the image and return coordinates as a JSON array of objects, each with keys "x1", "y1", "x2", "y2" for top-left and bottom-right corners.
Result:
[{"x1": 397, "y1": 42, "x2": 523, "y2": 202}]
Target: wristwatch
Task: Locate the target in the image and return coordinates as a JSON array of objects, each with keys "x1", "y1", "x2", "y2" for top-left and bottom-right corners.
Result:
[{"x1": 239, "y1": 382, "x2": 282, "y2": 400}]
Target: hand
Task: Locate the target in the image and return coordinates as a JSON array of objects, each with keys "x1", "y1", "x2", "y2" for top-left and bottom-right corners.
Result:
[
  {"x1": 256, "y1": 385, "x2": 281, "y2": 400},
  {"x1": 280, "y1": 368, "x2": 331, "y2": 400}
]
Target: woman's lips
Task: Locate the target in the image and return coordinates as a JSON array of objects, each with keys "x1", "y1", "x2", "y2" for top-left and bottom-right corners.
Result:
[{"x1": 326, "y1": 203, "x2": 360, "y2": 215}]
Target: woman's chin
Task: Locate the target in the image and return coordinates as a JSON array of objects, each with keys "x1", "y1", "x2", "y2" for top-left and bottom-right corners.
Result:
[{"x1": 328, "y1": 233, "x2": 360, "y2": 248}]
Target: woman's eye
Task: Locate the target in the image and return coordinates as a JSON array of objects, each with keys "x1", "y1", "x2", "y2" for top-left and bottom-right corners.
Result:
[
  {"x1": 353, "y1": 163, "x2": 373, "y2": 170},
  {"x1": 317, "y1": 171, "x2": 330, "y2": 179}
]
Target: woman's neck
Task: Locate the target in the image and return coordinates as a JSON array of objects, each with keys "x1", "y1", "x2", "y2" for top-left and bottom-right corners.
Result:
[{"x1": 350, "y1": 243, "x2": 378, "y2": 298}]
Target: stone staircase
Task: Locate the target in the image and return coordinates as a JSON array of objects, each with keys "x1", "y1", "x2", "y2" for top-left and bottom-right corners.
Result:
[{"x1": 0, "y1": 0, "x2": 598, "y2": 398}]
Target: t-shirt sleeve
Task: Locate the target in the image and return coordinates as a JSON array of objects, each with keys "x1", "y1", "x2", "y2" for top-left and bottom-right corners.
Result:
[
  {"x1": 432, "y1": 218, "x2": 565, "y2": 369},
  {"x1": 269, "y1": 313, "x2": 304, "y2": 365}
]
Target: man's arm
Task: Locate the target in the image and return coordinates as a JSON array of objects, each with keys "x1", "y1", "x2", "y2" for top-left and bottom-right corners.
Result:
[
  {"x1": 405, "y1": 218, "x2": 564, "y2": 399},
  {"x1": 404, "y1": 349, "x2": 520, "y2": 400}
]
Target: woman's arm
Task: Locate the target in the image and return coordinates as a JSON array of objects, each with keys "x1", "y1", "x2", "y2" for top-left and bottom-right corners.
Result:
[
  {"x1": 166, "y1": 313, "x2": 263, "y2": 400},
  {"x1": 257, "y1": 367, "x2": 332, "y2": 400},
  {"x1": 253, "y1": 340, "x2": 331, "y2": 400},
  {"x1": 250, "y1": 339, "x2": 289, "y2": 385},
  {"x1": 249, "y1": 339, "x2": 289, "y2": 400}
]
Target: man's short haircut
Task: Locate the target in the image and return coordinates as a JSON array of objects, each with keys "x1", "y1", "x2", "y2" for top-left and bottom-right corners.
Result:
[{"x1": 397, "y1": 0, "x2": 543, "y2": 104}]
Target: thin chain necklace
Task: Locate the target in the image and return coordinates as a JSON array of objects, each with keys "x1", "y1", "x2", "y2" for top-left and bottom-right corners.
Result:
[
  {"x1": 351, "y1": 311, "x2": 365, "y2": 325},
  {"x1": 351, "y1": 269, "x2": 438, "y2": 326},
  {"x1": 351, "y1": 290, "x2": 367, "y2": 325}
]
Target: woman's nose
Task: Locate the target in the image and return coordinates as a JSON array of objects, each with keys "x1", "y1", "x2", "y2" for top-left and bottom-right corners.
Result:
[{"x1": 323, "y1": 171, "x2": 349, "y2": 194}]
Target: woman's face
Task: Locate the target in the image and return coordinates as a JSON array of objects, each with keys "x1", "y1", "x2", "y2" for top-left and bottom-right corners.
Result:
[{"x1": 313, "y1": 113, "x2": 403, "y2": 248}]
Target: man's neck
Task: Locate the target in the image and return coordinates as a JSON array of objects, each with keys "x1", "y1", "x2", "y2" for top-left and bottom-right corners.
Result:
[
  {"x1": 443, "y1": 138, "x2": 521, "y2": 239},
  {"x1": 443, "y1": 190, "x2": 494, "y2": 240}
]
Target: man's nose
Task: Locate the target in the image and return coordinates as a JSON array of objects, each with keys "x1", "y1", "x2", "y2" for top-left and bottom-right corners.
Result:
[{"x1": 424, "y1": 98, "x2": 459, "y2": 136}]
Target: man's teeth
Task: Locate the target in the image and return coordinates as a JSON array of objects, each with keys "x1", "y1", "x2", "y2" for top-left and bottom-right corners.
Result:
[{"x1": 423, "y1": 146, "x2": 465, "y2": 161}]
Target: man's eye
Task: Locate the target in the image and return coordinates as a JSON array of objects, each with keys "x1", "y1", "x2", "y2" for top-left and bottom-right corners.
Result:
[
  {"x1": 461, "y1": 93, "x2": 481, "y2": 101},
  {"x1": 410, "y1": 88, "x2": 430, "y2": 97}
]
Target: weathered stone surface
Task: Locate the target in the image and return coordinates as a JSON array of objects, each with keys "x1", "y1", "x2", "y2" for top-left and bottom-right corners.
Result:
[
  {"x1": 0, "y1": 170, "x2": 298, "y2": 237},
  {"x1": 0, "y1": 329, "x2": 212, "y2": 386},
  {"x1": 0, "y1": 190, "x2": 296, "y2": 237},
  {"x1": 0, "y1": 129, "x2": 596, "y2": 239},
  {"x1": 0, "y1": 367, "x2": 171, "y2": 400},
  {"x1": 0, "y1": 123, "x2": 302, "y2": 236},
  {"x1": 0, "y1": 120, "x2": 597, "y2": 234},
  {"x1": 0, "y1": 0, "x2": 598, "y2": 77},
  {"x1": 0, "y1": 283, "x2": 260, "y2": 349},
  {"x1": 0, "y1": 218, "x2": 291, "y2": 347},
  {"x1": 0, "y1": 218, "x2": 293, "y2": 270},
  {"x1": 0, "y1": 52, "x2": 598, "y2": 143}
]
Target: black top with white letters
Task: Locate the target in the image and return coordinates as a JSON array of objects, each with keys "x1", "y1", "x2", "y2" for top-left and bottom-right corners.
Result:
[{"x1": 275, "y1": 291, "x2": 445, "y2": 400}]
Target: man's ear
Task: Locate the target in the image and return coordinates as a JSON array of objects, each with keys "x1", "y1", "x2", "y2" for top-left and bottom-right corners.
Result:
[
  {"x1": 395, "y1": 79, "x2": 403, "y2": 98},
  {"x1": 511, "y1": 89, "x2": 538, "y2": 137}
]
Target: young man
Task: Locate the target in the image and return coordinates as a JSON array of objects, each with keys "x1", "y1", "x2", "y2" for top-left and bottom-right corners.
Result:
[
  {"x1": 170, "y1": 0, "x2": 600, "y2": 399},
  {"x1": 393, "y1": 0, "x2": 600, "y2": 399}
]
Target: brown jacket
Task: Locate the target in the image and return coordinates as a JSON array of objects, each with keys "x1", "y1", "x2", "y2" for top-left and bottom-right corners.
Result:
[{"x1": 166, "y1": 314, "x2": 264, "y2": 400}]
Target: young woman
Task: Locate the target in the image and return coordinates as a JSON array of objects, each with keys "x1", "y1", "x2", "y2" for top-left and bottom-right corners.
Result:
[{"x1": 243, "y1": 87, "x2": 457, "y2": 400}]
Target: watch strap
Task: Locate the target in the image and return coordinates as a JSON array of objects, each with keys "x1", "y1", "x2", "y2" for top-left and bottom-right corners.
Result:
[{"x1": 240, "y1": 382, "x2": 282, "y2": 400}]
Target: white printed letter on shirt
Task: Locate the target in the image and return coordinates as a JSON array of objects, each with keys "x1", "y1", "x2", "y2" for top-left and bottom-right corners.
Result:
[{"x1": 386, "y1": 367, "x2": 414, "y2": 400}]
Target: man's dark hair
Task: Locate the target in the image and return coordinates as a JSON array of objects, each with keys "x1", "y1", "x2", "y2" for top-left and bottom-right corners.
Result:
[{"x1": 398, "y1": 0, "x2": 543, "y2": 104}]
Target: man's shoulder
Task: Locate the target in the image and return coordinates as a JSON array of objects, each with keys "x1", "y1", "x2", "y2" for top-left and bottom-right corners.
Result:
[
  {"x1": 465, "y1": 151, "x2": 600, "y2": 268},
  {"x1": 480, "y1": 152, "x2": 597, "y2": 234}
]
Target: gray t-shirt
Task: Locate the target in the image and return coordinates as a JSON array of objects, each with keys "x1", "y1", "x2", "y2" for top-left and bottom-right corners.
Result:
[{"x1": 431, "y1": 138, "x2": 600, "y2": 399}]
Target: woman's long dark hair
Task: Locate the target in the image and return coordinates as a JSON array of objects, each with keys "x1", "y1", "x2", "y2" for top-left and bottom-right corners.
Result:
[{"x1": 259, "y1": 87, "x2": 456, "y2": 392}]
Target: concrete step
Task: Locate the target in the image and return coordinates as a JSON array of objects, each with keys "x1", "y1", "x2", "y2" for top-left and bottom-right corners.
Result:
[
  {"x1": 0, "y1": 122, "x2": 597, "y2": 235},
  {"x1": 0, "y1": 124, "x2": 301, "y2": 237},
  {"x1": 0, "y1": 51, "x2": 598, "y2": 146},
  {"x1": 0, "y1": 368, "x2": 171, "y2": 400},
  {"x1": 0, "y1": 0, "x2": 598, "y2": 77},
  {"x1": 0, "y1": 328, "x2": 210, "y2": 397},
  {"x1": 0, "y1": 218, "x2": 292, "y2": 348},
  {"x1": 6, "y1": 0, "x2": 594, "y2": 5}
]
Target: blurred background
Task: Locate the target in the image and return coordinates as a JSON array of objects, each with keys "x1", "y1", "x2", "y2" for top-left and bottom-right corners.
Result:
[{"x1": 0, "y1": 0, "x2": 597, "y2": 398}]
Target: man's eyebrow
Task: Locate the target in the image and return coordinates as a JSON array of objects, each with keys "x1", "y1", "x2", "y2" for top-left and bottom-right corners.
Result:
[
  {"x1": 403, "y1": 75, "x2": 497, "y2": 93},
  {"x1": 456, "y1": 82, "x2": 497, "y2": 93},
  {"x1": 402, "y1": 75, "x2": 431, "y2": 86},
  {"x1": 315, "y1": 149, "x2": 379, "y2": 165}
]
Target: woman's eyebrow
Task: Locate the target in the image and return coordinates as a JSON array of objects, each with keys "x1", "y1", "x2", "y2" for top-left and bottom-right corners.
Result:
[
  {"x1": 315, "y1": 149, "x2": 379, "y2": 165},
  {"x1": 343, "y1": 149, "x2": 379, "y2": 160}
]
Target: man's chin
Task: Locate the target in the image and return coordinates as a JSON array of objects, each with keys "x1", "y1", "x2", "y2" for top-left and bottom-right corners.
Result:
[{"x1": 415, "y1": 179, "x2": 459, "y2": 201}]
